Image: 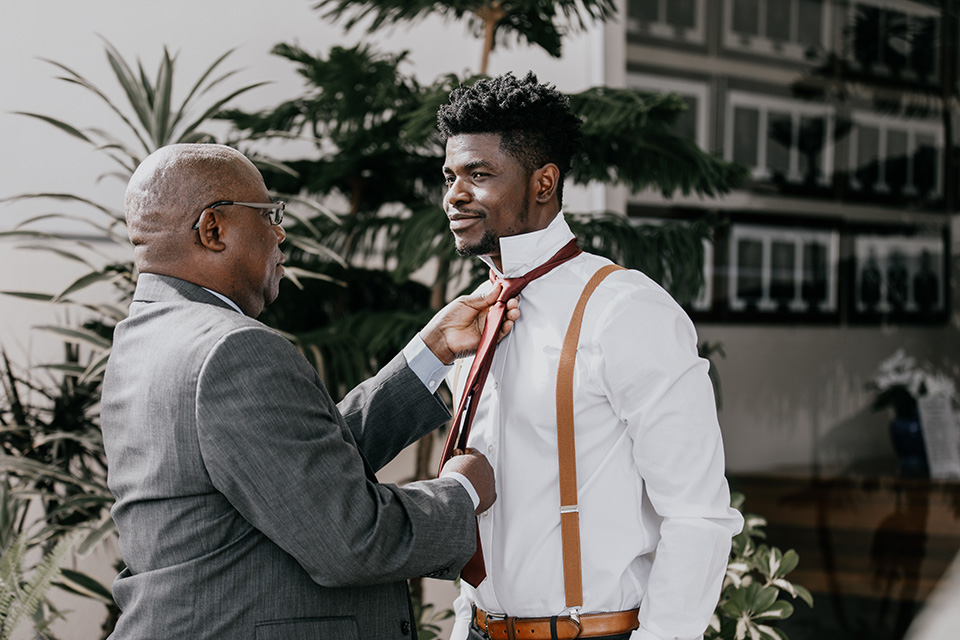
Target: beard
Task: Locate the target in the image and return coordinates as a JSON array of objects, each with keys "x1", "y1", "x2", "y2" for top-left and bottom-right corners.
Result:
[
  {"x1": 453, "y1": 187, "x2": 530, "y2": 258},
  {"x1": 455, "y1": 229, "x2": 499, "y2": 257}
]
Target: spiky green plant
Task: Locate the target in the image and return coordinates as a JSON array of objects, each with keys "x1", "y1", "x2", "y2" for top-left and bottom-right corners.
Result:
[
  {"x1": 0, "y1": 532, "x2": 78, "y2": 640},
  {"x1": 314, "y1": 0, "x2": 618, "y2": 73}
]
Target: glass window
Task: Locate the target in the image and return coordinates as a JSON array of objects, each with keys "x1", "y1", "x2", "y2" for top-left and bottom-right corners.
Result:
[
  {"x1": 798, "y1": 0, "x2": 823, "y2": 48},
  {"x1": 856, "y1": 125, "x2": 880, "y2": 187},
  {"x1": 667, "y1": 0, "x2": 696, "y2": 29},
  {"x1": 797, "y1": 116, "x2": 825, "y2": 180},
  {"x1": 675, "y1": 95, "x2": 699, "y2": 141},
  {"x1": 767, "y1": 112, "x2": 792, "y2": 177},
  {"x1": 886, "y1": 129, "x2": 909, "y2": 191},
  {"x1": 633, "y1": 0, "x2": 658, "y2": 22},
  {"x1": 914, "y1": 134, "x2": 937, "y2": 195},
  {"x1": 733, "y1": 0, "x2": 761, "y2": 35},
  {"x1": 767, "y1": 0, "x2": 792, "y2": 42},
  {"x1": 734, "y1": 107, "x2": 760, "y2": 167}
]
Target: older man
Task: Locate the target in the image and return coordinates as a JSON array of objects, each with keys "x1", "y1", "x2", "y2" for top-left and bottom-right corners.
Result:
[{"x1": 101, "y1": 143, "x2": 509, "y2": 639}]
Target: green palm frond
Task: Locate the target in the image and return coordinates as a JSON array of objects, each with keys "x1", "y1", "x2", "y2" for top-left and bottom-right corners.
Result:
[
  {"x1": 0, "y1": 532, "x2": 78, "y2": 640},
  {"x1": 314, "y1": 0, "x2": 616, "y2": 58}
]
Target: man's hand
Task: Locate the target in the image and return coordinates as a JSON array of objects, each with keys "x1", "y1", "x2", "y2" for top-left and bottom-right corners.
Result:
[
  {"x1": 420, "y1": 284, "x2": 520, "y2": 365},
  {"x1": 440, "y1": 448, "x2": 496, "y2": 515}
]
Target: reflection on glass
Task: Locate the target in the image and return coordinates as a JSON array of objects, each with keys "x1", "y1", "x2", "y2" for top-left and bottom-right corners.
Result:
[
  {"x1": 733, "y1": 0, "x2": 760, "y2": 35},
  {"x1": 734, "y1": 106, "x2": 760, "y2": 167},
  {"x1": 737, "y1": 238, "x2": 764, "y2": 306},
  {"x1": 770, "y1": 241, "x2": 796, "y2": 307}
]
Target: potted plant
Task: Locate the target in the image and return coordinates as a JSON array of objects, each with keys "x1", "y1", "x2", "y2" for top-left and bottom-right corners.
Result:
[{"x1": 869, "y1": 349, "x2": 956, "y2": 477}]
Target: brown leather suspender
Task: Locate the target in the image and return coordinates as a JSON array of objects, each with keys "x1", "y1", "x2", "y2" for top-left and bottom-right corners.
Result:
[{"x1": 555, "y1": 264, "x2": 625, "y2": 608}]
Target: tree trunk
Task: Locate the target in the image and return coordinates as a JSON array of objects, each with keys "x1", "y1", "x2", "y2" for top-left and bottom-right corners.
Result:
[{"x1": 477, "y1": 2, "x2": 505, "y2": 75}]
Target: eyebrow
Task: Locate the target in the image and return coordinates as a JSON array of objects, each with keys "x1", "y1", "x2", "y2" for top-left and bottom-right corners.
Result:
[{"x1": 443, "y1": 159, "x2": 495, "y2": 173}]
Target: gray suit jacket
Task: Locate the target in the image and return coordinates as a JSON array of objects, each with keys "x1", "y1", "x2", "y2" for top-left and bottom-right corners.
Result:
[{"x1": 101, "y1": 274, "x2": 475, "y2": 639}]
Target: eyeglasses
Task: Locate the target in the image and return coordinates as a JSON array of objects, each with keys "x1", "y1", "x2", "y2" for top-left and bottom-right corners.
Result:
[{"x1": 192, "y1": 200, "x2": 285, "y2": 230}]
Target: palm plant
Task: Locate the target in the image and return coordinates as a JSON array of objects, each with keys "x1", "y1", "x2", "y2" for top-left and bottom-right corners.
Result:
[
  {"x1": 0, "y1": 531, "x2": 78, "y2": 640},
  {"x1": 314, "y1": 0, "x2": 617, "y2": 74},
  {"x1": 0, "y1": 40, "x2": 295, "y2": 638}
]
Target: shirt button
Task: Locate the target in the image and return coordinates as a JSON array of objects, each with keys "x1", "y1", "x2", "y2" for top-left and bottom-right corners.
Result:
[
  {"x1": 428, "y1": 380, "x2": 437, "y2": 389},
  {"x1": 400, "y1": 620, "x2": 411, "y2": 635},
  {"x1": 487, "y1": 445, "x2": 495, "y2": 454},
  {"x1": 493, "y1": 380, "x2": 499, "y2": 390}
]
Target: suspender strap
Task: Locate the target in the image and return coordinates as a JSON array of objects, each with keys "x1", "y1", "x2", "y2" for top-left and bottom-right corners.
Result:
[{"x1": 555, "y1": 264, "x2": 625, "y2": 608}]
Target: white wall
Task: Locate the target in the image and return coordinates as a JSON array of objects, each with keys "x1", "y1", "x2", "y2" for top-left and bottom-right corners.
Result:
[{"x1": 0, "y1": 2, "x2": 608, "y2": 638}]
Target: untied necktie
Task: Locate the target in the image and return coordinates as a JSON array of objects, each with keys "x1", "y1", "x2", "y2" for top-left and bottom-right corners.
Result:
[{"x1": 438, "y1": 237, "x2": 582, "y2": 587}]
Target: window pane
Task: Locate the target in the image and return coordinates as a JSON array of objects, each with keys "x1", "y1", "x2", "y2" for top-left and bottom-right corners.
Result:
[
  {"x1": 856, "y1": 125, "x2": 880, "y2": 188},
  {"x1": 767, "y1": 0, "x2": 792, "y2": 41},
  {"x1": 770, "y1": 241, "x2": 796, "y2": 305},
  {"x1": 737, "y1": 238, "x2": 764, "y2": 304},
  {"x1": 914, "y1": 133, "x2": 937, "y2": 195},
  {"x1": 801, "y1": 241, "x2": 828, "y2": 307},
  {"x1": 675, "y1": 96, "x2": 698, "y2": 141},
  {"x1": 767, "y1": 112, "x2": 792, "y2": 177},
  {"x1": 882, "y1": 10, "x2": 909, "y2": 72},
  {"x1": 885, "y1": 129, "x2": 908, "y2": 191},
  {"x1": 667, "y1": 0, "x2": 696, "y2": 29},
  {"x1": 851, "y1": 5, "x2": 883, "y2": 68},
  {"x1": 733, "y1": 0, "x2": 761, "y2": 35},
  {"x1": 911, "y1": 16, "x2": 938, "y2": 79},
  {"x1": 797, "y1": 116, "x2": 825, "y2": 180},
  {"x1": 630, "y1": 0, "x2": 659, "y2": 22},
  {"x1": 733, "y1": 106, "x2": 760, "y2": 167},
  {"x1": 798, "y1": 0, "x2": 823, "y2": 48}
]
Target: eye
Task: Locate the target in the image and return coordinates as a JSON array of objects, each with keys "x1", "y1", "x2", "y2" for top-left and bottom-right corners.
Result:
[
  {"x1": 443, "y1": 174, "x2": 455, "y2": 186},
  {"x1": 472, "y1": 172, "x2": 489, "y2": 180}
]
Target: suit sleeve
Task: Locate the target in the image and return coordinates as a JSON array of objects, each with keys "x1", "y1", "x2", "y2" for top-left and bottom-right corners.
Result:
[
  {"x1": 194, "y1": 326, "x2": 476, "y2": 587},
  {"x1": 337, "y1": 351, "x2": 451, "y2": 472}
]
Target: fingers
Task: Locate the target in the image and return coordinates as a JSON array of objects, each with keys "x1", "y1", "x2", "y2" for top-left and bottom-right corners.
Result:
[
  {"x1": 464, "y1": 282, "x2": 502, "y2": 309},
  {"x1": 440, "y1": 449, "x2": 497, "y2": 515},
  {"x1": 498, "y1": 297, "x2": 521, "y2": 340}
]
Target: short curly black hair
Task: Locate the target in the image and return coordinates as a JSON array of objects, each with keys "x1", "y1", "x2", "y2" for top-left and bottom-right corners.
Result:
[{"x1": 437, "y1": 72, "x2": 583, "y2": 206}]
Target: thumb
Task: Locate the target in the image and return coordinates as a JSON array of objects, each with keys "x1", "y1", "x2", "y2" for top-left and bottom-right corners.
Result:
[{"x1": 464, "y1": 282, "x2": 502, "y2": 310}]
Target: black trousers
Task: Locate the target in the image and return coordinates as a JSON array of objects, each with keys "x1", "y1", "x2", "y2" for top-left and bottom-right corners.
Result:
[{"x1": 468, "y1": 621, "x2": 632, "y2": 640}]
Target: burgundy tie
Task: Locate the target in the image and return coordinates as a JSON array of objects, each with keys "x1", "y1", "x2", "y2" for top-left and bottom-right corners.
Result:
[{"x1": 439, "y1": 237, "x2": 582, "y2": 586}]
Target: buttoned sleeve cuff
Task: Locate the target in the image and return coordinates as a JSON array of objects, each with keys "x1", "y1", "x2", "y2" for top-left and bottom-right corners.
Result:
[
  {"x1": 402, "y1": 334, "x2": 453, "y2": 394},
  {"x1": 440, "y1": 471, "x2": 480, "y2": 510}
]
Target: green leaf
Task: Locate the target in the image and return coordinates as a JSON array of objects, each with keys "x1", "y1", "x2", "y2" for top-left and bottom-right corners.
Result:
[
  {"x1": 32, "y1": 325, "x2": 112, "y2": 351},
  {"x1": 53, "y1": 270, "x2": 118, "y2": 302},
  {"x1": 57, "y1": 568, "x2": 114, "y2": 604},
  {"x1": 11, "y1": 113, "x2": 94, "y2": 144},
  {"x1": 754, "y1": 600, "x2": 794, "y2": 620}
]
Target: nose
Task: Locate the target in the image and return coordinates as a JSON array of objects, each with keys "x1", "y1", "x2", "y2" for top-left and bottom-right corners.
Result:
[
  {"x1": 273, "y1": 223, "x2": 286, "y2": 244},
  {"x1": 445, "y1": 176, "x2": 471, "y2": 209}
]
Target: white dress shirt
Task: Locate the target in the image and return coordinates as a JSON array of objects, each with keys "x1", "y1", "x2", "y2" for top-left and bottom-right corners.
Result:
[{"x1": 448, "y1": 213, "x2": 743, "y2": 640}]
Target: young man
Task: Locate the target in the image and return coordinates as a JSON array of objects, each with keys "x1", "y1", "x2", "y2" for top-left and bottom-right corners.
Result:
[
  {"x1": 437, "y1": 73, "x2": 743, "y2": 640},
  {"x1": 101, "y1": 143, "x2": 512, "y2": 639}
]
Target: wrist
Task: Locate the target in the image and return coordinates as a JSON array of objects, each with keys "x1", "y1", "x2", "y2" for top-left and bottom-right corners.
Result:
[{"x1": 420, "y1": 328, "x2": 454, "y2": 365}]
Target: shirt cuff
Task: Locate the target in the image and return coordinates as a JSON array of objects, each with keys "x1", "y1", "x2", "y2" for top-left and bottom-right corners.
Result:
[
  {"x1": 441, "y1": 471, "x2": 481, "y2": 510},
  {"x1": 402, "y1": 334, "x2": 453, "y2": 394}
]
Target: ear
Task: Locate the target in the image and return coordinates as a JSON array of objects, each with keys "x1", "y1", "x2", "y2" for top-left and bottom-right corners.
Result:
[
  {"x1": 533, "y1": 164, "x2": 560, "y2": 204},
  {"x1": 196, "y1": 207, "x2": 227, "y2": 252}
]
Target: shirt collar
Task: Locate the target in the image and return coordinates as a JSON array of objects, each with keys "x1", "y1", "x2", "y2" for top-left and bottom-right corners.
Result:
[
  {"x1": 201, "y1": 287, "x2": 244, "y2": 314},
  {"x1": 480, "y1": 211, "x2": 576, "y2": 278}
]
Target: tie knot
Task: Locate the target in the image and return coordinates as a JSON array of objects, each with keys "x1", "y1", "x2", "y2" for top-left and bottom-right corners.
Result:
[{"x1": 497, "y1": 276, "x2": 528, "y2": 301}]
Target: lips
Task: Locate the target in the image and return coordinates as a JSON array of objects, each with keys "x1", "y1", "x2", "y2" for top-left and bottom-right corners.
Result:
[{"x1": 448, "y1": 210, "x2": 484, "y2": 232}]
